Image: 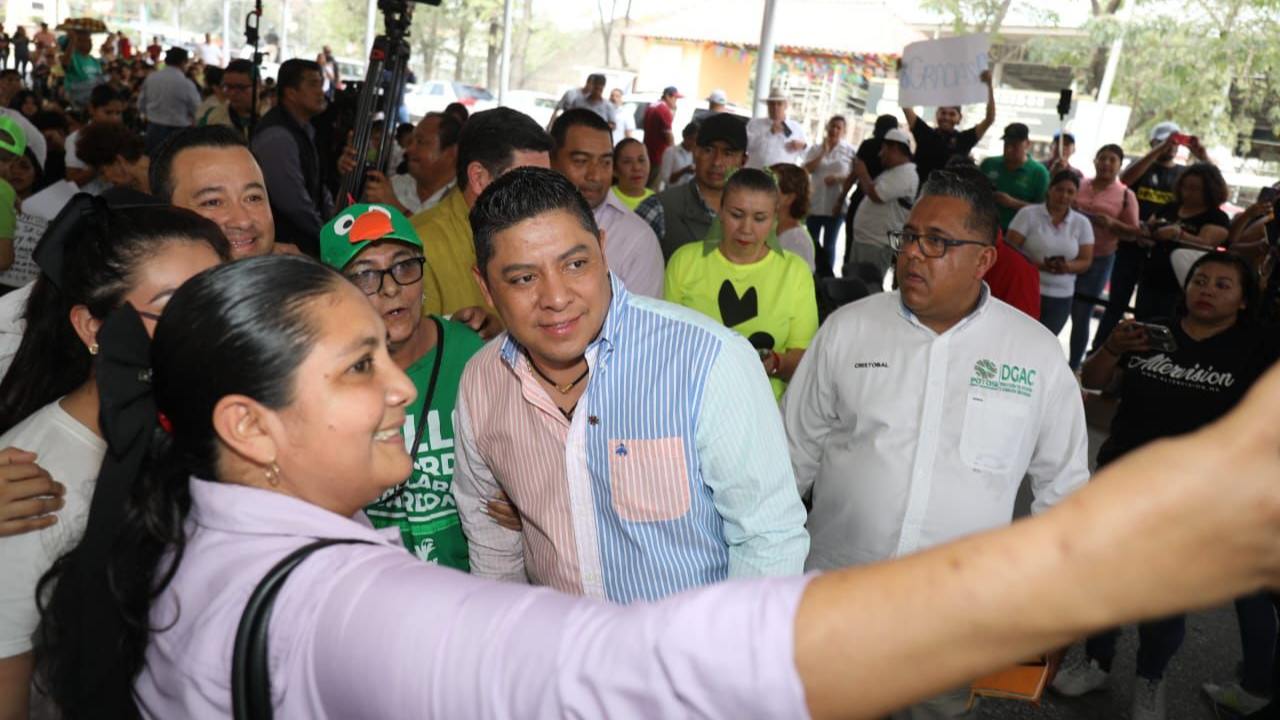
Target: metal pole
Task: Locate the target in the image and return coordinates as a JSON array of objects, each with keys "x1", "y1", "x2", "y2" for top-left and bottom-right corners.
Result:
[
  {"x1": 366, "y1": 0, "x2": 377, "y2": 59},
  {"x1": 1093, "y1": 0, "x2": 1131, "y2": 146},
  {"x1": 498, "y1": 0, "x2": 513, "y2": 103},
  {"x1": 281, "y1": 0, "x2": 290, "y2": 60},
  {"x1": 222, "y1": 0, "x2": 232, "y2": 64},
  {"x1": 751, "y1": 0, "x2": 779, "y2": 118}
]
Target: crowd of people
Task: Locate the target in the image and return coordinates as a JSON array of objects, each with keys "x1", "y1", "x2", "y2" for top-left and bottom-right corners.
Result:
[{"x1": 0, "y1": 27, "x2": 1277, "y2": 720}]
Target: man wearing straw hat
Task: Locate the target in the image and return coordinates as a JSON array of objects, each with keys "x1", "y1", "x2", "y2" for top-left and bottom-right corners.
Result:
[{"x1": 745, "y1": 86, "x2": 807, "y2": 169}]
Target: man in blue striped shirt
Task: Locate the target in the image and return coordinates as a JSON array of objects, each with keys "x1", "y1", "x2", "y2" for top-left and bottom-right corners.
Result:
[{"x1": 452, "y1": 166, "x2": 808, "y2": 602}]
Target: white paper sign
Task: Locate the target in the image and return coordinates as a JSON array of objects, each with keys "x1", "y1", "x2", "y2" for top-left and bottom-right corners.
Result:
[
  {"x1": 0, "y1": 214, "x2": 46, "y2": 288},
  {"x1": 899, "y1": 34, "x2": 991, "y2": 108}
]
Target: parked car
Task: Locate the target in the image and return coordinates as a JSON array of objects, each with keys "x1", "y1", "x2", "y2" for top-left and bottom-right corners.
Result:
[
  {"x1": 501, "y1": 89, "x2": 557, "y2": 128},
  {"x1": 403, "y1": 81, "x2": 496, "y2": 120},
  {"x1": 334, "y1": 57, "x2": 366, "y2": 85}
]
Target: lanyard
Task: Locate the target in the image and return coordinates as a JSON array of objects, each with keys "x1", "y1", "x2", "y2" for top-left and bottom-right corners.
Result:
[{"x1": 410, "y1": 315, "x2": 446, "y2": 456}]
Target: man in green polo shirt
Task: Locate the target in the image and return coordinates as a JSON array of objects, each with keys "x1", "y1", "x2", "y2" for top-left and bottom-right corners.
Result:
[
  {"x1": 320, "y1": 203, "x2": 485, "y2": 570},
  {"x1": 979, "y1": 122, "x2": 1050, "y2": 231}
]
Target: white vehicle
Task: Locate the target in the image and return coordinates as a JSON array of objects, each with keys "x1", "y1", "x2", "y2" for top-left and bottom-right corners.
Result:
[
  {"x1": 403, "y1": 81, "x2": 496, "y2": 121},
  {"x1": 501, "y1": 89, "x2": 557, "y2": 128}
]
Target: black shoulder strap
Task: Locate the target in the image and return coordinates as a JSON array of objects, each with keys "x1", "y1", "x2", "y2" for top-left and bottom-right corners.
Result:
[
  {"x1": 231, "y1": 537, "x2": 374, "y2": 720},
  {"x1": 410, "y1": 316, "x2": 446, "y2": 456}
]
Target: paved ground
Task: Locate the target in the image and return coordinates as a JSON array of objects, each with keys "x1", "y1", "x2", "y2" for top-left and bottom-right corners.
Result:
[{"x1": 979, "y1": 604, "x2": 1244, "y2": 719}]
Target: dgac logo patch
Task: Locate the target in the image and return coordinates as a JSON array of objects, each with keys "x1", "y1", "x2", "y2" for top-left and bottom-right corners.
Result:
[{"x1": 970, "y1": 358, "x2": 1036, "y2": 397}]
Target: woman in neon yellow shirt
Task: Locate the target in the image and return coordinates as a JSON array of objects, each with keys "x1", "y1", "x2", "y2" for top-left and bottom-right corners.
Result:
[
  {"x1": 664, "y1": 168, "x2": 818, "y2": 400},
  {"x1": 612, "y1": 138, "x2": 654, "y2": 211}
]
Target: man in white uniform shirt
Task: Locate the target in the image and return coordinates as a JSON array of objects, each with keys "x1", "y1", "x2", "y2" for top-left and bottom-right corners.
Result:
[
  {"x1": 783, "y1": 168, "x2": 1088, "y2": 716},
  {"x1": 847, "y1": 127, "x2": 917, "y2": 285},
  {"x1": 745, "y1": 87, "x2": 806, "y2": 169}
]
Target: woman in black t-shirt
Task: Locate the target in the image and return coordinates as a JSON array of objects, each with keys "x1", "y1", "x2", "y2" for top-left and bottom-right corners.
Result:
[
  {"x1": 1057, "y1": 253, "x2": 1279, "y2": 715},
  {"x1": 1136, "y1": 163, "x2": 1230, "y2": 321}
]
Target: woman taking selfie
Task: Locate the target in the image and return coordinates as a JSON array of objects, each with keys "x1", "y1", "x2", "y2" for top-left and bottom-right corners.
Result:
[
  {"x1": 31, "y1": 196, "x2": 1280, "y2": 720},
  {"x1": 1063, "y1": 252, "x2": 1280, "y2": 717},
  {"x1": 0, "y1": 197, "x2": 228, "y2": 718}
]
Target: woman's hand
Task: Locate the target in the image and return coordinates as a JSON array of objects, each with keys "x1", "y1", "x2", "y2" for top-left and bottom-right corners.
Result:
[
  {"x1": 1151, "y1": 224, "x2": 1181, "y2": 243},
  {"x1": 0, "y1": 448, "x2": 62, "y2": 537},
  {"x1": 1105, "y1": 319, "x2": 1152, "y2": 356}
]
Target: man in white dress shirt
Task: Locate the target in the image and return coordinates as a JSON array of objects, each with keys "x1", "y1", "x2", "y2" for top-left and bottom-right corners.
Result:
[
  {"x1": 745, "y1": 87, "x2": 807, "y2": 169},
  {"x1": 550, "y1": 108, "x2": 663, "y2": 297},
  {"x1": 783, "y1": 169, "x2": 1089, "y2": 719}
]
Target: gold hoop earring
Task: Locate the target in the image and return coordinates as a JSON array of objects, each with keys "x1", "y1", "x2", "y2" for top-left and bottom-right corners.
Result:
[
  {"x1": 89, "y1": 343, "x2": 99, "y2": 355},
  {"x1": 264, "y1": 461, "x2": 281, "y2": 487}
]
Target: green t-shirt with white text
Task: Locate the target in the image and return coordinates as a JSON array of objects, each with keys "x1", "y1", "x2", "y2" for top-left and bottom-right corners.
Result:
[{"x1": 364, "y1": 316, "x2": 484, "y2": 570}]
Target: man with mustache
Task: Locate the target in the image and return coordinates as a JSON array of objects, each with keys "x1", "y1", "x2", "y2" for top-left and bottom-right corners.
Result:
[
  {"x1": 782, "y1": 166, "x2": 1089, "y2": 718},
  {"x1": 549, "y1": 109, "x2": 662, "y2": 298}
]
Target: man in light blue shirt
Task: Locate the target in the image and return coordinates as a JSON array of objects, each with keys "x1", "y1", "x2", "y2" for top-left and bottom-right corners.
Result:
[{"x1": 453, "y1": 166, "x2": 809, "y2": 603}]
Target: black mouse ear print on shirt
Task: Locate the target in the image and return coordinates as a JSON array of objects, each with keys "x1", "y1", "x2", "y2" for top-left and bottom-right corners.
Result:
[{"x1": 717, "y1": 279, "x2": 759, "y2": 328}]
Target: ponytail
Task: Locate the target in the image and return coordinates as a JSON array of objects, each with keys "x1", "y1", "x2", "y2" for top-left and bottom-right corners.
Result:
[{"x1": 0, "y1": 195, "x2": 230, "y2": 435}]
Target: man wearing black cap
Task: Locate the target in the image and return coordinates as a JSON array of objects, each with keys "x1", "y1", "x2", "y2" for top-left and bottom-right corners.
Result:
[
  {"x1": 137, "y1": 47, "x2": 201, "y2": 154},
  {"x1": 903, "y1": 69, "x2": 995, "y2": 184},
  {"x1": 635, "y1": 112, "x2": 747, "y2": 259},
  {"x1": 979, "y1": 122, "x2": 1049, "y2": 231},
  {"x1": 642, "y1": 86, "x2": 681, "y2": 186}
]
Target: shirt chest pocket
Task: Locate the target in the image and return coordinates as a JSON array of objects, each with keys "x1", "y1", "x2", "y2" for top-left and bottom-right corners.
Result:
[
  {"x1": 959, "y1": 391, "x2": 1031, "y2": 474},
  {"x1": 608, "y1": 437, "x2": 691, "y2": 523}
]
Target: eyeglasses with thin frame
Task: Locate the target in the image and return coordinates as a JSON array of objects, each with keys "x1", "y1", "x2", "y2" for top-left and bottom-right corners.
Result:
[
  {"x1": 345, "y1": 257, "x2": 426, "y2": 295},
  {"x1": 887, "y1": 230, "x2": 992, "y2": 259}
]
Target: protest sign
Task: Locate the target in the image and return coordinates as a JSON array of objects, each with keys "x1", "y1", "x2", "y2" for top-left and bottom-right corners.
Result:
[
  {"x1": 0, "y1": 214, "x2": 47, "y2": 288},
  {"x1": 899, "y1": 34, "x2": 991, "y2": 108}
]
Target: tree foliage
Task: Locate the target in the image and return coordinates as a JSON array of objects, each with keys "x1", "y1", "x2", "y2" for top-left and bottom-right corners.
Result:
[{"x1": 926, "y1": 0, "x2": 1280, "y2": 153}]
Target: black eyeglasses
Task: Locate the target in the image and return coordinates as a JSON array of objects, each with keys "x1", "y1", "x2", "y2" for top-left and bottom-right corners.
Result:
[
  {"x1": 345, "y1": 257, "x2": 426, "y2": 295},
  {"x1": 888, "y1": 230, "x2": 992, "y2": 259}
]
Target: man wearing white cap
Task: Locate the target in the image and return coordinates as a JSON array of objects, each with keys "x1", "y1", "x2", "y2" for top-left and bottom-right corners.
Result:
[
  {"x1": 745, "y1": 87, "x2": 807, "y2": 169},
  {"x1": 846, "y1": 127, "x2": 917, "y2": 285},
  {"x1": 693, "y1": 89, "x2": 728, "y2": 123}
]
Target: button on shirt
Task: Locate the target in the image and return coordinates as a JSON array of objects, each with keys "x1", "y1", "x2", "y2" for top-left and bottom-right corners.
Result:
[
  {"x1": 452, "y1": 276, "x2": 810, "y2": 603},
  {"x1": 746, "y1": 117, "x2": 808, "y2": 169},
  {"x1": 137, "y1": 66, "x2": 201, "y2": 127},
  {"x1": 134, "y1": 478, "x2": 811, "y2": 718},
  {"x1": 594, "y1": 188, "x2": 664, "y2": 298},
  {"x1": 782, "y1": 288, "x2": 1089, "y2": 571}
]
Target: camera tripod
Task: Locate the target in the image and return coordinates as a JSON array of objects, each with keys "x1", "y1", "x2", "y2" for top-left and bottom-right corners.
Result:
[{"x1": 337, "y1": 0, "x2": 433, "y2": 206}]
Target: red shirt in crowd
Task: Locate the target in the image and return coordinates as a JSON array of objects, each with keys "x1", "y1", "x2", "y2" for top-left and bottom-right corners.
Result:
[
  {"x1": 147, "y1": 43, "x2": 162, "y2": 62},
  {"x1": 643, "y1": 102, "x2": 674, "y2": 169},
  {"x1": 985, "y1": 230, "x2": 1040, "y2": 320}
]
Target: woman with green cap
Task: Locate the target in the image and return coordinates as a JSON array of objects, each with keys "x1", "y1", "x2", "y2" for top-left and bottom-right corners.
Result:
[{"x1": 319, "y1": 203, "x2": 484, "y2": 568}]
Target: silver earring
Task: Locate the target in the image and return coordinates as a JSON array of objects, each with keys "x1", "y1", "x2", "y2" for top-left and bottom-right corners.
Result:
[{"x1": 89, "y1": 342, "x2": 99, "y2": 355}]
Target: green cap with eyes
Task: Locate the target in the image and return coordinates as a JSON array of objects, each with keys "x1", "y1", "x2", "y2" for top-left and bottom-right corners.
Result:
[{"x1": 319, "y1": 203, "x2": 423, "y2": 270}]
